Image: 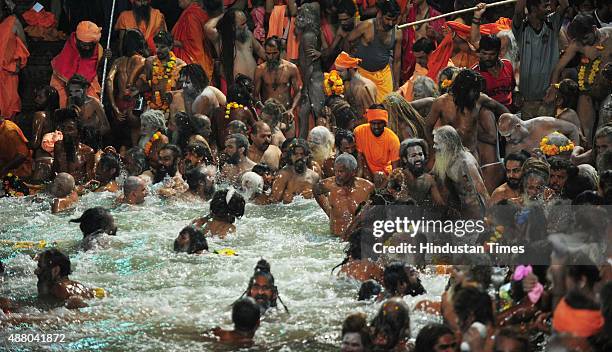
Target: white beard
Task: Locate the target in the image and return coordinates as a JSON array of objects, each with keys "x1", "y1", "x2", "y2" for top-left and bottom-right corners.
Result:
[
  {"x1": 433, "y1": 150, "x2": 452, "y2": 182},
  {"x1": 311, "y1": 144, "x2": 333, "y2": 165}
]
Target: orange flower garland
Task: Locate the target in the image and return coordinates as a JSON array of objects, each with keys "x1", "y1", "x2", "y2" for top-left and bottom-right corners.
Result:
[
  {"x1": 323, "y1": 70, "x2": 344, "y2": 96},
  {"x1": 540, "y1": 132, "x2": 575, "y2": 157},
  {"x1": 144, "y1": 132, "x2": 162, "y2": 157},
  {"x1": 147, "y1": 52, "x2": 179, "y2": 112}
]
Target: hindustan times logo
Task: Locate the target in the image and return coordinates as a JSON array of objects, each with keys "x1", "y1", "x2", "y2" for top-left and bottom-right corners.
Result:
[{"x1": 372, "y1": 218, "x2": 486, "y2": 238}]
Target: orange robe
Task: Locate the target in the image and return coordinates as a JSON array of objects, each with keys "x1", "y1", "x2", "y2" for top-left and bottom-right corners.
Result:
[
  {"x1": 0, "y1": 119, "x2": 32, "y2": 177},
  {"x1": 354, "y1": 124, "x2": 400, "y2": 174},
  {"x1": 268, "y1": 5, "x2": 298, "y2": 61},
  {"x1": 115, "y1": 9, "x2": 166, "y2": 55},
  {"x1": 0, "y1": 16, "x2": 29, "y2": 119},
  {"x1": 171, "y1": 3, "x2": 213, "y2": 78}
]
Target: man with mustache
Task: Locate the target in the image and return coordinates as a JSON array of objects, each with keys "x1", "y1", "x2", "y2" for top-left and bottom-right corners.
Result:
[
  {"x1": 220, "y1": 133, "x2": 256, "y2": 186},
  {"x1": 490, "y1": 151, "x2": 530, "y2": 205},
  {"x1": 322, "y1": 0, "x2": 356, "y2": 62},
  {"x1": 50, "y1": 21, "x2": 105, "y2": 108},
  {"x1": 271, "y1": 138, "x2": 320, "y2": 203},
  {"x1": 394, "y1": 138, "x2": 444, "y2": 207},
  {"x1": 244, "y1": 259, "x2": 284, "y2": 315},
  {"x1": 152, "y1": 144, "x2": 182, "y2": 185},
  {"x1": 248, "y1": 121, "x2": 282, "y2": 171},
  {"x1": 52, "y1": 109, "x2": 95, "y2": 185},
  {"x1": 471, "y1": 35, "x2": 515, "y2": 110},
  {"x1": 432, "y1": 125, "x2": 489, "y2": 219},
  {"x1": 322, "y1": 129, "x2": 366, "y2": 179},
  {"x1": 254, "y1": 36, "x2": 301, "y2": 114},
  {"x1": 334, "y1": 52, "x2": 377, "y2": 118},
  {"x1": 354, "y1": 107, "x2": 400, "y2": 179},
  {"x1": 66, "y1": 74, "x2": 110, "y2": 150},
  {"x1": 347, "y1": 0, "x2": 403, "y2": 102},
  {"x1": 205, "y1": 8, "x2": 265, "y2": 86},
  {"x1": 314, "y1": 153, "x2": 375, "y2": 238},
  {"x1": 115, "y1": 0, "x2": 167, "y2": 55}
]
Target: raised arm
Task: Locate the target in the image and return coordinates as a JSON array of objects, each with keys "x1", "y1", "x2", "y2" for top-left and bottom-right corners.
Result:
[
  {"x1": 393, "y1": 30, "x2": 403, "y2": 90},
  {"x1": 204, "y1": 14, "x2": 222, "y2": 44},
  {"x1": 555, "y1": 119, "x2": 580, "y2": 144},
  {"x1": 470, "y1": 3, "x2": 487, "y2": 50},
  {"x1": 480, "y1": 94, "x2": 510, "y2": 117}
]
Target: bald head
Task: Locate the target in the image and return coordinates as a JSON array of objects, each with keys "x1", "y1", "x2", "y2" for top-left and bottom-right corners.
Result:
[
  {"x1": 498, "y1": 113, "x2": 527, "y2": 144},
  {"x1": 251, "y1": 121, "x2": 272, "y2": 151},
  {"x1": 50, "y1": 173, "x2": 75, "y2": 198},
  {"x1": 498, "y1": 113, "x2": 521, "y2": 135}
]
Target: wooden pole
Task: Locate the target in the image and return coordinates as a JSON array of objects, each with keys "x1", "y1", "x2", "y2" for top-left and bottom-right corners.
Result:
[
  {"x1": 100, "y1": 0, "x2": 118, "y2": 107},
  {"x1": 397, "y1": 0, "x2": 517, "y2": 29}
]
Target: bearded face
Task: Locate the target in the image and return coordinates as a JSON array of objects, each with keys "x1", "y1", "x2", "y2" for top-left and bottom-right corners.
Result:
[
  {"x1": 154, "y1": 150, "x2": 178, "y2": 183},
  {"x1": 295, "y1": 3, "x2": 320, "y2": 33},
  {"x1": 67, "y1": 84, "x2": 86, "y2": 107},
  {"x1": 265, "y1": 45, "x2": 281, "y2": 71},
  {"x1": 432, "y1": 133, "x2": 454, "y2": 181},
  {"x1": 76, "y1": 40, "x2": 96, "y2": 57},
  {"x1": 403, "y1": 145, "x2": 426, "y2": 176}
]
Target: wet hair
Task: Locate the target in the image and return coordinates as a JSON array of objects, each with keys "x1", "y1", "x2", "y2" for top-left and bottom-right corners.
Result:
[
  {"x1": 562, "y1": 168, "x2": 596, "y2": 200},
  {"x1": 185, "y1": 165, "x2": 215, "y2": 194},
  {"x1": 479, "y1": 34, "x2": 501, "y2": 53},
  {"x1": 243, "y1": 259, "x2": 290, "y2": 312},
  {"x1": 376, "y1": 0, "x2": 401, "y2": 17},
  {"x1": 227, "y1": 133, "x2": 249, "y2": 156},
  {"x1": 548, "y1": 157, "x2": 575, "y2": 172},
  {"x1": 400, "y1": 138, "x2": 429, "y2": 163},
  {"x1": 124, "y1": 147, "x2": 148, "y2": 176},
  {"x1": 336, "y1": 0, "x2": 357, "y2": 16},
  {"x1": 358, "y1": 279, "x2": 383, "y2": 300},
  {"x1": 252, "y1": 163, "x2": 272, "y2": 176},
  {"x1": 414, "y1": 323, "x2": 455, "y2": 352},
  {"x1": 335, "y1": 129, "x2": 355, "y2": 149},
  {"x1": 413, "y1": 38, "x2": 435, "y2": 54},
  {"x1": 210, "y1": 189, "x2": 245, "y2": 223},
  {"x1": 217, "y1": 9, "x2": 241, "y2": 83},
  {"x1": 383, "y1": 262, "x2": 409, "y2": 295},
  {"x1": 54, "y1": 108, "x2": 81, "y2": 130},
  {"x1": 505, "y1": 150, "x2": 530, "y2": 167},
  {"x1": 50, "y1": 173, "x2": 75, "y2": 198},
  {"x1": 180, "y1": 63, "x2": 209, "y2": 91},
  {"x1": 335, "y1": 153, "x2": 358, "y2": 171},
  {"x1": 370, "y1": 298, "x2": 411, "y2": 348},
  {"x1": 450, "y1": 69, "x2": 484, "y2": 111},
  {"x1": 264, "y1": 36, "x2": 282, "y2": 50},
  {"x1": 140, "y1": 109, "x2": 166, "y2": 133},
  {"x1": 185, "y1": 142, "x2": 209, "y2": 160},
  {"x1": 122, "y1": 29, "x2": 149, "y2": 57},
  {"x1": 123, "y1": 176, "x2": 143, "y2": 195},
  {"x1": 341, "y1": 312, "x2": 371, "y2": 348},
  {"x1": 153, "y1": 30, "x2": 173, "y2": 47},
  {"x1": 453, "y1": 287, "x2": 495, "y2": 330},
  {"x1": 67, "y1": 74, "x2": 90, "y2": 89},
  {"x1": 567, "y1": 13, "x2": 598, "y2": 41},
  {"x1": 70, "y1": 207, "x2": 116, "y2": 237},
  {"x1": 261, "y1": 98, "x2": 284, "y2": 128},
  {"x1": 174, "y1": 225, "x2": 208, "y2": 254},
  {"x1": 328, "y1": 97, "x2": 358, "y2": 130},
  {"x1": 558, "y1": 79, "x2": 579, "y2": 110},
  {"x1": 232, "y1": 297, "x2": 261, "y2": 332},
  {"x1": 159, "y1": 144, "x2": 182, "y2": 161},
  {"x1": 495, "y1": 328, "x2": 530, "y2": 352},
  {"x1": 226, "y1": 83, "x2": 251, "y2": 106},
  {"x1": 98, "y1": 150, "x2": 122, "y2": 179},
  {"x1": 34, "y1": 85, "x2": 60, "y2": 112},
  {"x1": 40, "y1": 249, "x2": 72, "y2": 277}
]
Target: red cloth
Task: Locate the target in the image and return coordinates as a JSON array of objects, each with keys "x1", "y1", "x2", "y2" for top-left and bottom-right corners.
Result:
[
  {"x1": 446, "y1": 18, "x2": 513, "y2": 41},
  {"x1": 51, "y1": 33, "x2": 99, "y2": 82},
  {"x1": 22, "y1": 9, "x2": 56, "y2": 28},
  {"x1": 426, "y1": 32, "x2": 454, "y2": 81},
  {"x1": 472, "y1": 59, "x2": 515, "y2": 108},
  {"x1": 171, "y1": 3, "x2": 213, "y2": 78}
]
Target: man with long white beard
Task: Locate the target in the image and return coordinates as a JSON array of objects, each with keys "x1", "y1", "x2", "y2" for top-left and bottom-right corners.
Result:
[
  {"x1": 490, "y1": 151, "x2": 530, "y2": 205},
  {"x1": 308, "y1": 126, "x2": 335, "y2": 175},
  {"x1": 394, "y1": 138, "x2": 444, "y2": 206},
  {"x1": 432, "y1": 126, "x2": 489, "y2": 219},
  {"x1": 271, "y1": 139, "x2": 320, "y2": 204}
]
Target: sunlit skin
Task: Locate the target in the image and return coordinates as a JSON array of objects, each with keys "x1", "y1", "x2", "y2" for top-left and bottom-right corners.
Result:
[
  {"x1": 341, "y1": 332, "x2": 364, "y2": 352},
  {"x1": 490, "y1": 160, "x2": 522, "y2": 204},
  {"x1": 271, "y1": 146, "x2": 320, "y2": 203},
  {"x1": 369, "y1": 120, "x2": 386, "y2": 137},
  {"x1": 248, "y1": 276, "x2": 274, "y2": 308}
]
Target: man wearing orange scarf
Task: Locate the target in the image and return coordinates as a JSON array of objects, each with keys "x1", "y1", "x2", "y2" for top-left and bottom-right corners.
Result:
[
  {"x1": 171, "y1": 0, "x2": 213, "y2": 79},
  {"x1": 50, "y1": 21, "x2": 103, "y2": 108},
  {"x1": 0, "y1": 7, "x2": 29, "y2": 119},
  {"x1": 553, "y1": 296, "x2": 604, "y2": 338},
  {"x1": 334, "y1": 52, "x2": 377, "y2": 118},
  {"x1": 0, "y1": 115, "x2": 32, "y2": 178},
  {"x1": 116, "y1": 0, "x2": 167, "y2": 55},
  {"x1": 354, "y1": 107, "x2": 400, "y2": 175}
]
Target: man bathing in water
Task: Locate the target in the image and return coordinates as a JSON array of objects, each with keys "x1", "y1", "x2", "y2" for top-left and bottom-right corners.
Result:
[
  {"x1": 211, "y1": 297, "x2": 260, "y2": 347},
  {"x1": 52, "y1": 109, "x2": 96, "y2": 185},
  {"x1": 50, "y1": 172, "x2": 78, "y2": 214},
  {"x1": 314, "y1": 153, "x2": 375, "y2": 238},
  {"x1": 271, "y1": 138, "x2": 320, "y2": 203},
  {"x1": 220, "y1": 133, "x2": 256, "y2": 186},
  {"x1": 192, "y1": 189, "x2": 245, "y2": 238}
]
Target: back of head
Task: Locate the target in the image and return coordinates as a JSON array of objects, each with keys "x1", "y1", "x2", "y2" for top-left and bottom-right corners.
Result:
[
  {"x1": 140, "y1": 109, "x2": 166, "y2": 133},
  {"x1": 40, "y1": 248, "x2": 72, "y2": 277},
  {"x1": 358, "y1": 279, "x2": 382, "y2": 301},
  {"x1": 567, "y1": 13, "x2": 597, "y2": 41},
  {"x1": 371, "y1": 297, "x2": 411, "y2": 347},
  {"x1": 413, "y1": 76, "x2": 438, "y2": 99},
  {"x1": 241, "y1": 172, "x2": 264, "y2": 194},
  {"x1": 70, "y1": 207, "x2": 115, "y2": 237},
  {"x1": 122, "y1": 29, "x2": 148, "y2": 57},
  {"x1": 123, "y1": 176, "x2": 143, "y2": 195},
  {"x1": 153, "y1": 30, "x2": 173, "y2": 47},
  {"x1": 414, "y1": 323, "x2": 454, "y2": 352},
  {"x1": 383, "y1": 262, "x2": 408, "y2": 294},
  {"x1": 50, "y1": 173, "x2": 75, "y2": 198},
  {"x1": 210, "y1": 189, "x2": 245, "y2": 222},
  {"x1": 232, "y1": 297, "x2": 261, "y2": 332},
  {"x1": 452, "y1": 286, "x2": 494, "y2": 331},
  {"x1": 413, "y1": 38, "x2": 435, "y2": 54}
]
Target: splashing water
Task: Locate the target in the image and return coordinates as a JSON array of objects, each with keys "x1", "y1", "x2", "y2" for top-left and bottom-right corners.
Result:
[{"x1": 0, "y1": 194, "x2": 447, "y2": 351}]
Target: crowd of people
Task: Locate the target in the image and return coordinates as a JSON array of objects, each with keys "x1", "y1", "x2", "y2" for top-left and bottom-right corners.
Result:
[{"x1": 1, "y1": 0, "x2": 611, "y2": 350}]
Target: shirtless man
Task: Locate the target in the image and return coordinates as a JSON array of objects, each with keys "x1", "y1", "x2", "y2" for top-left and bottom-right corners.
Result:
[
  {"x1": 254, "y1": 37, "x2": 301, "y2": 114},
  {"x1": 260, "y1": 98, "x2": 289, "y2": 147},
  {"x1": 35, "y1": 249, "x2": 94, "y2": 309},
  {"x1": 248, "y1": 121, "x2": 282, "y2": 171},
  {"x1": 271, "y1": 139, "x2": 320, "y2": 203},
  {"x1": 432, "y1": 126, "x2": 489, "y2": 219},
  {"x1": 334, "y1": 52, "x2": 378, "y2": 118},
  {"x1": 211, "y1": 84, "x2": 257, "y2": 150},
  {"x1": 29, "y1": 86, "x2": 60, "y2": 159},
  {"x1": 489, "y1": 151, "x2": 529, "y2": 205},
  {"x1": 554, "y1": 79, "x2": 583, "y2": 137},
  {"x1": 86, "y1": 148, "x2": 121, "y2": 193},
  {"x1": 498, "y1": 113, "x2": 580, "y2": 155},
  {"x1": 49, "y1": 172, "x2": 78, "y2": 214},
  {"x1": 314, "y1": 153, "x2": 375, "y2": 238},
  {"x1": 394, "y1": 138, "x2": 444, "y2": 206},
  {"x1": 187, "y1": 67, "x2": 226, "y2": 119},
  {"x1": 192, "y1": 189, "x2": 245, "y2": 238},
  {"x1": 548, "y1": 14, "x2": 612, "y2": 145},
  {"x1": 205, "y1": 8, "x2": 265, "y2": 82},
  {"x1": 322, "y1": 129, "x2": 366, "y2": 179},
  {"x1": 308, "y1": 126, "x2": 335, "y2": 174},
  {"x1": 52, "y1": 109, "x2": 95, "y2": 185},
  {"x1": 220, "y1": 134, "x2": 256, "y2": 186},
  {"x1": 119, "y1": 176, "x2": 147, "y2": 205},
  {"x1": 295, "y1": 2, "x2": 325, "y2": 139},
  {"x1": 212, "y1": 297, "x2": 260, "y2": 347},
  {"x1": 66, "y1": 74, "x2": 111, "y2": 150},
  {"x1": 106, "y1": 29, "x2": 148, "y2": 147}
]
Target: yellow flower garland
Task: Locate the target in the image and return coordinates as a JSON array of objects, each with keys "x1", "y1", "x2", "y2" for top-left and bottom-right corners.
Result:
[
  {"x1": 323, "y1": 70, "x2": 345, "y2": 96},
  {"x1": 441, "y1": 79, "x2": 453, "y2": 89},
  {"x1": 144, "y1": 132, "x2": 162, "y2": 157},
  {"x1": 578, "y1": 58, "x2": 601, "y2": 92},
  {"x1": 225, "y1": 102, "x2": 244, "y2": 119},
  {"x1": 147, "y1": 51, "x2": 179, "y2": 112}
]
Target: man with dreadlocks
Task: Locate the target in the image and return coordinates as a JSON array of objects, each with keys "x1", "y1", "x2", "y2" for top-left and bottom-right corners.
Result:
[
  {"x1": 243, "y1": 259, "x2": 288, "y2": 315},
  {"x1": 205, "y1": 8, "x2": 265, "y2": 90},
  {"x1": 271, "y1": 138, "x2": 320, "y2": 203},
  {"x1": 115, "y1": 0, "x2": 167, "y2": 55},
  {"x1": 382, "y1": 93, "x2": 427, "y2": 142},
  {"x1": 192, "y1": 189, "x2": 245, "y2": 238},
  {"x1": 66, "y1": 74, "x2": 110, "y2": 150},
  {"x1": 52, "y1": 109, "x2": 96, "y2": 185},
  {"x1": 211, "y1": 84, "x2": 257, "y2": 150},
  {"x1": 426, "y1": 69, "x2": 508, "y2": 161}
]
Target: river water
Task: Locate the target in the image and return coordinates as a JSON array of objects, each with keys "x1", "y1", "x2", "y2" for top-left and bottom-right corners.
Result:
[{"x1": 0, "y1": 192, "x2": 447, "y2": 351}]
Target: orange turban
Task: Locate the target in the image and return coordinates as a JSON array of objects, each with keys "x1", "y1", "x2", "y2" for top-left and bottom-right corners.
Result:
[
  {"x1": 552, "y1": 298, "x2": 604, "y2": 338},
  {"x1": 365, "y1": 109, "x2": 388, "y2": 123},
  {"x1": 335, "y1": 51, "x2": 362, "y2": 69},
  {"x1": 76, "y1": 21, "x2": 102, "y2": 43}
]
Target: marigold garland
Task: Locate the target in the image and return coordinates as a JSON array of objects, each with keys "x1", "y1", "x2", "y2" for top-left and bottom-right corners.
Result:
[
  {"x1": 144, "y1": 132, "x2": 162, "y2": 157},
  {"x1": 225, "y1": 102, "x2": 244, "y2": 119},
  {"x1": 147, "y1": 52, "x2": 179, "y2": 112},
  {"x1": 539, "y1": 132, "x2": 575, "y2": 157},
  {"x1": 441, "y1": 79, "x2": 453, "y2": 89},
  {"x1": 578, "y1": 58, "x2": 601, "y2": 92},
  {"x1": 323, "y1": 70, "x2": 344, "y2": 96}
]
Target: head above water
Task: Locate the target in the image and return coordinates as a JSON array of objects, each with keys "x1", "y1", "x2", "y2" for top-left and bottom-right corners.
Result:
[
  {"x1": 123, "y1": 176, "x2": 147, "y2": 205},
  {"x1": 174, "y1": 225, "x2": 208, "y2": 254},
  {"x1": 70, "y1": 207, "x2": 117, "y2": 238},
  {"x1": 246, "y1": 259, "x2": 278, "y2": 313},
  {"x1": 371, "y1": 297, "x2": 411, "y2": 350},
  {"x1": 35, "y1": 248, "x2": 72, "y2": 295},
  {"x1": 232, "y1": 297, "x2": 261, "y2": 333},
  {"x1": 210, "y1": 189, "x2": 245, "y2": 223},
  {"x1": 400, "y1": 138, "x2": 428, "y2": 176},
  {"x1": 49, "y1": 173, "x2": 75, "y2": 198}
]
